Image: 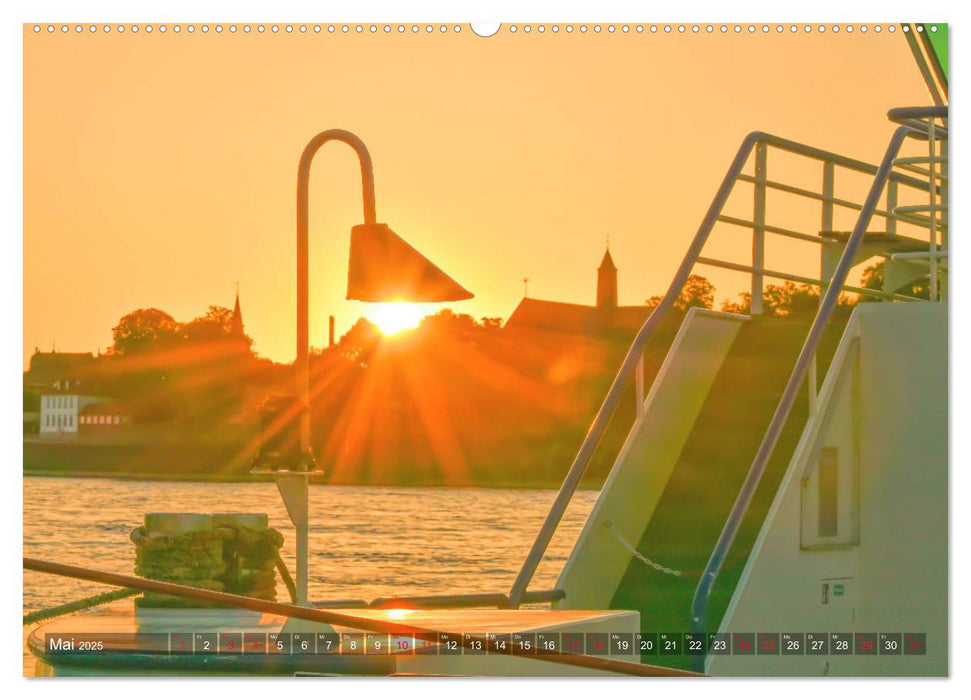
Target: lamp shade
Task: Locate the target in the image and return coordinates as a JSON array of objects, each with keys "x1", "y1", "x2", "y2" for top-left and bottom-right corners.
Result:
[{"x1": 346, "y1": 223, "x2": 474, "y2": 302}]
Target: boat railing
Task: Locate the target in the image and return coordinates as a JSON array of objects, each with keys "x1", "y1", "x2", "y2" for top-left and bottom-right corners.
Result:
[
  {"x1": 688, "y1": 105, "x2": 947, "y2": 670},
  {"x1": 886, "y1": 106, "x2": 948, "y2": 300},
  {"x1": 507, "y1": 108, "x2": 945, "y2": 609}
]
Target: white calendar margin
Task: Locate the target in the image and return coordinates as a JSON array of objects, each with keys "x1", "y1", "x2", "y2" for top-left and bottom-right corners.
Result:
[{"x1": 2, "y1": 1, "x2": 965, "y2": 699}]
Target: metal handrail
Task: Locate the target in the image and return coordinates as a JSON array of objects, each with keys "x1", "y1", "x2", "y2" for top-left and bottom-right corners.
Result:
[
  {"x1": 505, "y1": 128, "x2": 933, "y2": 608},
  {"x1": 888, "y1": 105, "x2": 950, "y2": 125},
  {"x1": 370, "y1": 589, "x2": 565, "y2": 610},
  {"x1": 689, "y1": 107, "x2": 946, "y2": 671}
]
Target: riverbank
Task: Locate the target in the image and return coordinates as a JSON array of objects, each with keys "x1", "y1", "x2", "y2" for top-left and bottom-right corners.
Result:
[
  {"x1": 22, "y1": 467, "x2": 599, "y2": 490},
  {"x1": 23, "y1": 438, "x2": 604, "y2": 489}
]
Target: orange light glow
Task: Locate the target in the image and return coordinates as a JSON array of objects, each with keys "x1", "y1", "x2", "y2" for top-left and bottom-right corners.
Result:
[{"x1": 368, "y1": 303, "x2": 425, "y2": 336}]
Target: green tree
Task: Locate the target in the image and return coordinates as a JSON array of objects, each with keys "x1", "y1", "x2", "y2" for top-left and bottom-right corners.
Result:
[
  {"x1": 182, "y1": 306, "x2": 252, "y2": 350},
  {"x1": 721, "y1": 291, "x2": 751, "y2": 315},
  {"x1": 184, "y1": 306, "x2": 234, "y2": 338},
  {"x1": 419, "y1": 309, "x2": 479, "y2": 334},
  {"x1": 721, "y1": 281, "x2": 856, "y2": 317},
  {"x1": 110, "y1": 308, "x2": 181, "y2": 355},
  {"x1": 647, "y1": 274, "x2": 715, "y2": 311},
  {"x1": 339, "y1": 317, "x2": 382, "y2": 365},
  {"x1": 860, "y1": 260, "x2": 930, "y2": 301},
  {"x1": 764, "y1": 281, "x2": 819, "y2": 318}
]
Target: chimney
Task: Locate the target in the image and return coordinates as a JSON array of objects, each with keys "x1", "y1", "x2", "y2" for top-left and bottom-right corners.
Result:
[{"x1": 328, "y1": 316, "x2": 336, "y2": 348}]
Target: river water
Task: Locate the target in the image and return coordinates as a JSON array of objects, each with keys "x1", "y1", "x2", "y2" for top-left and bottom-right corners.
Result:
[{"x1": 22, "y1": 476, "x2": 598, "y2": 676}]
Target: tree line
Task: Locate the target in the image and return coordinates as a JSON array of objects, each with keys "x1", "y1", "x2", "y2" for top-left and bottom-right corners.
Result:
[
  {"x1": 646, "y1": 260, "x2": 927, "y2": 317},
  {"x1": 109, "y1": 306, "x2": 253, "y2": 356}
]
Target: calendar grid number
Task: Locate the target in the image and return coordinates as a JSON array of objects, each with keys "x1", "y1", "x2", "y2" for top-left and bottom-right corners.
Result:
[
  {"x1": 781, "y1": 633, "x2": 804, "y2": 655},
  {"x1": 513, "y1": 632, "x2": 536, "y2": 656},
  {"x1": 438, "y1": 632, "x2": 462, "y2": 655},
  {"x1": 683, "y1": 633, "x2": 705, "y2": 656},
  {"x1": 904, "y1": 633, "x2": 926, "y2": 655},
  {"x1": 879, "y1": 633, "x2": 902, "y2": 656},
  {"x1": 194, "y1": 633, "x2": 216, "y2": 655},
  {"x1": 707, "y1": 633, "x2": 731, "y2": 656},
  {"x1": 830, "y1": 633, "x2": 853, "y2": 655},
  {"x1": 635, "y1": 633, "x2": 657, "y2": 655},
  {"x1": 316, "y1": 633, "x2": 340, "y2": 655},
  {"x1": 219, "y1": 632, "x2": 242, "y2": 655},
  {"x1": 806, "y1": 633, "x2": 828, "y2": 655},
  {"x1": 537, "y1": 633, "x2": 561, "y2": 655},
  {"x1": 733, "y1": 633, "x2": 755, "y2": 655},
  {"x1": 609, "y1": 632, "x2": 634, "y2": 656},
  {"x1": 341, "y1": 633, "x2": 363, "y2": 655}
]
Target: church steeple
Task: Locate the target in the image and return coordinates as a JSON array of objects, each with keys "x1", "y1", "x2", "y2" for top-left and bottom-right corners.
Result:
[
  {"x1": 231, "y1": 284, "x2": 245, "y2": 338},
  {"x1": 597, "y1": 246, "x2": 618, "y2": 309}
]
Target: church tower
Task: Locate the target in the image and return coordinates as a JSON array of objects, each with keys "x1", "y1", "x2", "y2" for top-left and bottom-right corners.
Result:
[
  {"x1": 597, "y1": 247, "x2": 618, "y2": 309},
  {"x1": 231, "y1": 285, "x2": 245, "y2": 338}
]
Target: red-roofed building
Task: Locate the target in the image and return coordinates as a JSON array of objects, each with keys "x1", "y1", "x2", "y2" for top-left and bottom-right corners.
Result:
[{"x1": 505, "y1": 247, "x2": 654, "y2": 337}]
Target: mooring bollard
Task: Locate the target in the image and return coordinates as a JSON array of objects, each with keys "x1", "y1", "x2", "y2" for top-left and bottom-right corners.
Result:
[{"x1": 131, "y1": 512, "x2": 284, "y2": 607}]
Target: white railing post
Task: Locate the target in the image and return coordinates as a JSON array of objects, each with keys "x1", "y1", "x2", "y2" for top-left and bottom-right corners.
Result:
[
  {"x1": 886, "y1": 179, "x2": 898, "y2": 236},
  {"x1": 811, "y1": 161, "x2": 835, "y2": 416},
  {"x1": 751, "y1": 142, "x2": 767, "y2": 315},
  {"x1": 635, "y1": 354, "x2": 645, "y2": 419}
]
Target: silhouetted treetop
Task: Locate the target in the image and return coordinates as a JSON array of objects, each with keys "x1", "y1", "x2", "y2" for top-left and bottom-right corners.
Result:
[
  {"x1": 646, "y1": 274, "x2": 715, "y2": 311},
  {"x1": 859, "y1": 260, "x2": 930, "y2": 301},
  {"x1": 183, "y1": 305, "x2": 254, "y2": 348},
  {"x1": 111, "y1": 308, "x2": 181, "y2": 356}
]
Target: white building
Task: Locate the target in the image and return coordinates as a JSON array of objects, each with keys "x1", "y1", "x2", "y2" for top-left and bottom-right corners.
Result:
[{"x1": 39, "y1": 393, "x2": 103, "y2": 435}]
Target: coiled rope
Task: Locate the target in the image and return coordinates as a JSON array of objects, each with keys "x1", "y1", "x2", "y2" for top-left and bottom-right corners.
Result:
[{"x1": 23, "y1": 588, "x2": 138, "y2": 626}]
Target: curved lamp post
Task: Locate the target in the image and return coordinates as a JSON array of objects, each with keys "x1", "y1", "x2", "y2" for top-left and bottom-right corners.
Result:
[{"x1": 275, "y1": 129, "x2": 472, "y2": 606}]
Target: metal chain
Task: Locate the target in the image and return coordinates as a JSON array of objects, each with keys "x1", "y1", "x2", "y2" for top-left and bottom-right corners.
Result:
[{"x1": 605, "y1": 522, "x2": 684, "y2": 577}]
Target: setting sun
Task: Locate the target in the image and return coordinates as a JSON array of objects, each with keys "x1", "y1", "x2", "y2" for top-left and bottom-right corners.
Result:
[{"x1": 368, "y1": 302, "x2": 425, "y2": 336}]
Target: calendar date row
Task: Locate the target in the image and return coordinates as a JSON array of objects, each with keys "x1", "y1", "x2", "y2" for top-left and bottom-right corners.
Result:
[{"x1": 46, "y1": 632, "x2": 927, "y2": 657}]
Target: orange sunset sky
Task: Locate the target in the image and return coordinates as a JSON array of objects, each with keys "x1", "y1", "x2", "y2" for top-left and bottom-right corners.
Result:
[{"x1": 23, "y1": 25, "x2": 931, "y2": 368}]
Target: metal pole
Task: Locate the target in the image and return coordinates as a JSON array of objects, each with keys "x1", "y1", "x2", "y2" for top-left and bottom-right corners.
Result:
[
  {"x1": 293, "y1": 129, "x2": 377, "y2": 605},
  {"x1": 751, "y1": 143, "x2": 767, "y2": 315}
]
